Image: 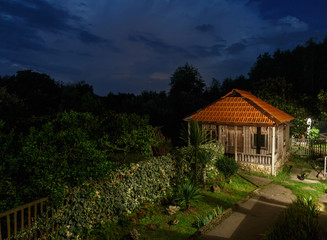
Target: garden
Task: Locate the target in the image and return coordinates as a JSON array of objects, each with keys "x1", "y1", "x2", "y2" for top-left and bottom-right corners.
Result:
[{"x1": 0, "y1": 113, "x2": 256, "y2": 240}]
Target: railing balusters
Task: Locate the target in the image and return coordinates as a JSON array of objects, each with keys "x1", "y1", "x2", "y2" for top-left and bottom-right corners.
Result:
[
  {"x1": 14, "y1": 212, "x2": 17, "y2": 237},
  {"x1": 6, "y1": 215, "x2": 10, "y2": 240},
  {"x1": 21, "y1": 209, "x2": 24, "y2": 232}
]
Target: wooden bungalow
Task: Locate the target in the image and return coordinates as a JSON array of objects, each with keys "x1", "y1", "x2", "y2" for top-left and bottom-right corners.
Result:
[{"x1": 184, "y1": 89, "x2": 295, "y2": 175}]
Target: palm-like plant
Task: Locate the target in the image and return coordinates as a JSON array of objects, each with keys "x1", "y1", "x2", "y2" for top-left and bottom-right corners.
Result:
[
  {"x1": 175, "y1": 183, "x2": 202, "y2": 209},
  {"x1": 180, "y1": 119, "x2": 209, "y2": 187}
]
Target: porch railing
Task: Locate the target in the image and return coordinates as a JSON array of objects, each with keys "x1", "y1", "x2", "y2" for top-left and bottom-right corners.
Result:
[
  {"x1": 0, "y1": 198, "x2": 48, "y2": 240},
  {"x1": 225, "y1": 153, "x2": 272, "y2": 165},
  {"x1": 237, "y1": 153, "x2": 272, "y2": 165}
]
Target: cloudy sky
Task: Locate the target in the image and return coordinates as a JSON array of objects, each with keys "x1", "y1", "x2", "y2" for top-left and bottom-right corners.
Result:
[{"x1": 1, "y1": 0, "x2": 327, "y2": 95}]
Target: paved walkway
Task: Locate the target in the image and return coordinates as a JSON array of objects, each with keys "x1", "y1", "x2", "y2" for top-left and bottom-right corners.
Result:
[
  {"x1": 200, "y1": 171, "x2": 327, "y2": 240},
  {"x1": 200, "y1": 178, "x2": 295, "y2": 240}
]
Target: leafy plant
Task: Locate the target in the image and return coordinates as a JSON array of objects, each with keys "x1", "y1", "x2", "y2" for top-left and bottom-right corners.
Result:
[
  {"x1": 193, "y1": 205, "x2": 223, "y2": 228},
  {"x1": 180, "y1": 119, "x2": 211, "y2": 186},
  {"x1": 263, "y1": 197, "x2": 320, "y2": 240},
  {"x1": 175, "y1": 183, "x2": 202, "y2": 209},
  {"x1": 14, "y1": 155, "x2": 176, "y2": 239},
  {"x1": 215, "y1": 155, "x2": 239, "y2": 183},
  {"x1": 309, "y1": 127, "x2": 320, "y2": 139}
]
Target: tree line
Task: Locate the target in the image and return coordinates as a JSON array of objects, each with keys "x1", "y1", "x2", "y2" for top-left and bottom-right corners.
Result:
[{"x1": 2, "y1": 37, "x2": 327, "y2": 140}]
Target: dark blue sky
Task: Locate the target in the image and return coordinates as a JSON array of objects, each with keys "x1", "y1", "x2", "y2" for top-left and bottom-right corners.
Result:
[{"x1": 1, "y1": 0, "x2": 327, "y2": 95}]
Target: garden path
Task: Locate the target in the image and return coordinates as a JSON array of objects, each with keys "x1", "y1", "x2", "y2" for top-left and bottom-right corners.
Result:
[{"x1": 200, "y1": 178, "x2": 295, "y2": 240}]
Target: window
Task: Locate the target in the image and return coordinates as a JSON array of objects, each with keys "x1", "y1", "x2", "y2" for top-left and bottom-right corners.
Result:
[
  {"x1": 203, "y1": 124, "x2": 218, "y2": 143},
  {"x1": 253, "y1": 134, "x2": 267, "y2": 148},
  {"x1": 251, "y1": 127, "x2": 267, "y2": 150}
]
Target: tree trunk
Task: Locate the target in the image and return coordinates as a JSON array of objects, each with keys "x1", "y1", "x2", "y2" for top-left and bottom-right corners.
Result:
[{"x1": 202, "y1": 164, "x2": 207, "y2": 189}]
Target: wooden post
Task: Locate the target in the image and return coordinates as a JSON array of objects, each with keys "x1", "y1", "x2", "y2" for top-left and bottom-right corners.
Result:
[
  {"x1": 324, "y1": 156, "x2": 326, "y2": 177},
  {"x1": 256, "y1": 127, "x2": 261, "y2": 154},
  {"x1": 188, "y1": 121, "x2": 190, "y2": 145},
  {"x1": 272, "y1": 126, "x2": 276, "y2": 176},
  {"x1": 6, "y1": 215, "x2": 10, "y2": 240},
  {"x1": 14, "y1": 212, "x2": 17, "y2": 237},
  {"x1": 234, "y1": 126, "x2": 237, "y2": 161},
  {"x1": 21, "y1": 209, "x2": 24, "y2": 231}
]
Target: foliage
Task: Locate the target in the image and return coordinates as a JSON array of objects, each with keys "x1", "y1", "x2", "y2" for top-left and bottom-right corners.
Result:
[
  {"x1": 180, "y1": 119, "x2": 209, "y2": 185},
  {"x1": 174, "y1": 184, "x2": 202, "y2": 209},
  {"x1": 100, "y1": 113, "x2": 158, "y2": 158},
  {"x1": 215, "y1": 155, "x2": 239, "y2": 183},
  {"x1": 122, "y1": 174, "x2": 255, "y2": 240},
  {"x1": 87, "y1": 219, "x2": 120, "y2": 240},
  {"x1": 18, "y1": 111, "x2": 114, "y2": 207},
  {"x1": 200, "y1": 142, "x2": 225, "y2": 181},
  {"x1": 0, "y1": 120, "x2": 23, "y2": 212},
  {"x1": 309, "y1": 126, "x2": 320, "y2": 139},
  {"x1": 15, "y1": 156, "x2": 176, "y2": 239},
  {"x1": 263, "y1": 197, "x2": 320, "y2": 240},
  {"x1": 193, "y1": 205, "x2": 223, "y2": 229},
  {"x1": 151, "y1": 129, "x2": 172, "y2": 156}
]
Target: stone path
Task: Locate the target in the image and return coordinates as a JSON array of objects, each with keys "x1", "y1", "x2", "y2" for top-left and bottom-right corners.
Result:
[
  {"x1": 289, "y1": 167, "x2": 320, "y2": 183},
  {"x1": 199, "y1": 172, "x2": 327, "y2": 240},
  {"x1": 200, "y1": 177, "x2": 296, "y2": 240}
]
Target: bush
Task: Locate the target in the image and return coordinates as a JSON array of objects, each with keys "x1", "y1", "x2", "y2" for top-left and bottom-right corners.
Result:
[
  {"x1": 215, "y1": 155, "x2": 239, "y2": 183},
  {"x1": 201, "y1": 142, "x2": 225, "y2": 180},
  {"x1": 309, "y1": 127, "x2": 320, "y2": 140},
  {"x1": 18, "y1": 111, "x2": 115, "y2": 206},
  {"x1": 14, "y1": 155, "x2": 176, "y2": 239},
  {"x1": 264, "y1": 197, "x2": 320, "y2": 240}
]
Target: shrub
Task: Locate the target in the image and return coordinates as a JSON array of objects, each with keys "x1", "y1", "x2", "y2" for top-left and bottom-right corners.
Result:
[
  {"x1": 264, "y1": 197, "x2": 320, "y2": 240},
  {"x1": 201, "y1": 142, "x2": 225, "y2": 181},
  {"x1": 18, "y1": 111, "x2": 115, "y2": 207},
  {"x1": 14, "y1": 155, "x2": 176, "y2": 239},
  {"x1": 174, "y1": 183, "x2": 202, "y2": 209},
  {"x1": 309, "y1": 127, "x2": 320, "y2": 140},
  {"x1": 193, "y1": 206, "x2": 223, "y2": 228},
  {"x1": 215, "y1": 155, "x2": 239, "y2": 183}
]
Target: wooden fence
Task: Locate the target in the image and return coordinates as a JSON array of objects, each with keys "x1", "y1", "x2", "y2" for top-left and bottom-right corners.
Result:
[
  {"x1": 0, "y1": 198, "x2": 48, "y2": 240},
  {"x1": 0, "y1": 171, "x2": 130, "y2": 240},
  {"x1": 291, "y1": 138, "x2": 327, "y2": 156}
]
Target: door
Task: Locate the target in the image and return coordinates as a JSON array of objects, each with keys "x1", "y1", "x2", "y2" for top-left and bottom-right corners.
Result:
[{"x1": 227, "y1": 126, "x2": 243, "y2": 153}]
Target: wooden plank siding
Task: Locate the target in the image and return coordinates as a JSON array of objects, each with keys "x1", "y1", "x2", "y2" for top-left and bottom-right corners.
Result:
[{"x1": 204, "y1": 123, "x2": 290, "y2": 166}]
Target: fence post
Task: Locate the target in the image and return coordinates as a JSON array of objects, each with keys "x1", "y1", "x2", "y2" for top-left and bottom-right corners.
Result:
[
  {"x1": 324, "y1": 156, "x2": 327, "y2": 177},
  {"x1": 271, "y1": 126, "x2": 276, "y2": 176}
]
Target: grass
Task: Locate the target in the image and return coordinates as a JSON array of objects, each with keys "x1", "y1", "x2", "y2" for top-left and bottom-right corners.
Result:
[
  {"x1": 289, "y1": 155, "x2": 315, "y2": 169},
  {"x1": 103, "y1": 174, "x2": 256, "y2": 240},
  {"x1": 271, "y1": 157, "x2": 327, "y2": 201}
]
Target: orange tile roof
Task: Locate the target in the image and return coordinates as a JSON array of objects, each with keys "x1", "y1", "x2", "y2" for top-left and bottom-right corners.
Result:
[{"x1": 185, "y1": 89, "x2": 294, "y2": 126}]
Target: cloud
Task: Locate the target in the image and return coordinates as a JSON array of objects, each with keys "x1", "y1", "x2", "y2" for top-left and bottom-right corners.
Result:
[
  {"x1": 278, "y1": 16, "x2": 309, "y2": 32},
  {"x1": 0, "y1": 0, "x2": 324, "y2": 95},
  {"x1": 195, "y1": 24, "x2": 215, "y2": 33},
  {"x1": 226, "y1": 42, "x2": 247, "y2": 55},
  {"x1": 150, "y1": 72, "x2": 170, "y2": 80},
  {"x1": 128, "y1": 32, "x2": 190, "y2": 56}
]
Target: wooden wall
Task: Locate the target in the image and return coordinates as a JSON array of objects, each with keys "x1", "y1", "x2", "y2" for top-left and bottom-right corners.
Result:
[{"x1": 203, "y1": 123, "x2": 291, "y2": 159}]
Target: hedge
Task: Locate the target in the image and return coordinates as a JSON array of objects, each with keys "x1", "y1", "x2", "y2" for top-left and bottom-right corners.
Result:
[{"x1": 15, "y1": 155, "x2": 176, "y2": 239}]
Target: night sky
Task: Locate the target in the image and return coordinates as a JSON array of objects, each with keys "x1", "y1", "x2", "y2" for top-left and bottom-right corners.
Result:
[{"x1": 1, "y1": 0, "x2": 327, "y2": 96}]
